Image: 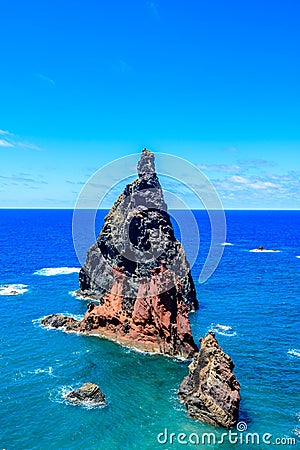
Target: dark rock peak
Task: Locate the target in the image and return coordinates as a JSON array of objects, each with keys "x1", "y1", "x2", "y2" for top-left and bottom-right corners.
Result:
[
  {"x1": 78, "y1": 148, "x2": 198, "y2": 313},
  {"x1": 137, "y1": 148, "x2": 156, "y2": 176}
]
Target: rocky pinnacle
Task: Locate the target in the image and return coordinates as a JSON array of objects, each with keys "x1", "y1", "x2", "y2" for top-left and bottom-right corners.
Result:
[
  {"x1": 74, "y1": 148, "x2": 199, "y2": 357},
  {"x1": 77, "y1": 148, "x2": 198, "y2": 311}
]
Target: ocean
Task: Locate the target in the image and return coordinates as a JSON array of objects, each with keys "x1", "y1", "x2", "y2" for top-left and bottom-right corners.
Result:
[{"x1": 0, "y1": 209, "x2": 299, "y2": 449}]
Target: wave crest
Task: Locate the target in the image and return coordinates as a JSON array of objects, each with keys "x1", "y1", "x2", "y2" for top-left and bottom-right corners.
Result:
[{"x1": 34, "y1": 267, "x2": 81, "y2": 276}]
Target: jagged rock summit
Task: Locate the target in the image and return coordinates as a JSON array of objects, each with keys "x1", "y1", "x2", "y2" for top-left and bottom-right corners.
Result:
[
  {"x1": 178, "y1": 331, "x2": 241, "y2": 428},
  {"x1": 43, "y1": 149, "x2": 198, "y2": 358}
]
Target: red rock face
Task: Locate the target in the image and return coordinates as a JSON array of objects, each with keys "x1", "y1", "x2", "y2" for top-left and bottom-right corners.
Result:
[{"x1": 79, "y1": 264, "x2": 198, "y2": 358}]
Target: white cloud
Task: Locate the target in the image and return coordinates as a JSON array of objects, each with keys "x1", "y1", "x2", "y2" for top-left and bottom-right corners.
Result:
[
  {"x1": 229, "y1": 175, "x2": 249, "y2": 184},
  {"x1": 198, "y1": 164, "x2": 241, "y2": 173},
  {"x1": 37, "y1": 73, "x2": 56, "y2": 86},
  {"x1": 146, "y1": 1, "x2": 160, "y2": 18},
  {"x1": 0, "y1": 130, "x2": 41, "y2": 151},
  {"x1": 118, "y1": 59, "x2": 134, "y2": 74},
  {"x1": 249, "y1": 181, "x2": 278, "y2": 189},
  {"x1": 228, "y1": 175, "x2": 279, "y2": 190},
  {"x1": 0, "y1": 139, "x2": 14, "y2": 148},
  {"x1": 238, "y1": 158, "x2": 276, "y2": 168},
  {"x1": 15, "y1": 141, "x2": 41, "y2": 151}
]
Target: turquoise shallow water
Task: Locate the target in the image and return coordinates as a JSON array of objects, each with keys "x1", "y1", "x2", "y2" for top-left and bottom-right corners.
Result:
[{"x1": 0, "y1": 210, "x2": 299, "y2": 449}]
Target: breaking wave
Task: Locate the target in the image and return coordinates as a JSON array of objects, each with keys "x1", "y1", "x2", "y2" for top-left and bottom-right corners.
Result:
[
  {"x1": 249, "y1": 249, "x2": 281, "y2": 253},
  {"x1": 0, "y1": 284, "x2": 28, "y2": 296},
  {"x1": 34, "y1": 267, "x2": 81, "y2": 276},
  {"x1": 28, "y1": 366, "x2": 54, "y2": 376},
  {"x1": 210, "y1": 323, "x2": 237, "y2": 337},
  {"x1": 288, "y1": 349, "x2": 300, "y2": 358}
]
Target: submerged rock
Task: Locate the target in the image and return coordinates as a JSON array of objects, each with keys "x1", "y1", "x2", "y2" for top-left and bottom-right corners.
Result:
[
  {"x1": 41, "y1": 314, "x2": 79, "y2": 330},
  {"x1": 178, "y1": 332, "x2": 240, "y2": 428},
  {"x1": 66, "y1": 383, "x2": 106, "y2": 406}
]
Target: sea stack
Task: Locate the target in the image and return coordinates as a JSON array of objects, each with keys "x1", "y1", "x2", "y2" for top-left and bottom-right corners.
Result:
[
  {"x1": 178, "y1": 331, "x2": 241, "y2": 428},
  {"x1": 77, "y1": 149, "x2": 198, "y2": 313},
  {"x1": 76, "y1": 149, "x2": 198, "y2": 358}
]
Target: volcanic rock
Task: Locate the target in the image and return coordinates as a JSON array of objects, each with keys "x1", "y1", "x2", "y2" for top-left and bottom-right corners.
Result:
[
  {"x1": 178, "y1": 331, "x2": 240, "y2": 428},
  {"x1": 77, "y1": 148, "x2": 198, "y2": 312},
  {"x1": 41, "y1": 149, "x2": 198, "y2": 358},
  {"x1": 66, "y1": 382, "x2": 106, "y2": 406},
  {"x1": 78, "y1": 260, "x2": 198, "y2": 358},
  {"x1": 75, "y1": 149, "x2": 198, "y2": 358}
]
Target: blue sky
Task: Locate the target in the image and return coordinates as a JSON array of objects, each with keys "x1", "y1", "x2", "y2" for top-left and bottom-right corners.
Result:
[{"x1": 0, "y1": 0, "x2": 299, "y2": 209}]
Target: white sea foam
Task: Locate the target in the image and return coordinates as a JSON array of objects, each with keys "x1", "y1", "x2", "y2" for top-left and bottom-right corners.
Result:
[
  {"x1": 69, "y1": 290, "x2": 96, "y2": 301},
  {"x1": 28, "y1": 366, "x2": 54, "y2": 376},
  {"x1": 296, "y1": 256, "x2": 300, "y2": 259},
  {"x1": 210, "y1": 323, "x2": 237, "y2": 337},
  {"x1": 13, "y1": 370, "x2": 27, "y2": 381},
  {"x1": 0, "y1": 284, "x2": 28, "y2": 296},
  {"x1": 220, "y1": 242, "x2": 234, "y2": 246},
  {"x1": 49, "y1": 385, "x2": 76, "y2": 405},
  {"x1": 249, "y1": 248, "x2": 281, "y2": 253},
  {"x1": 34, "y1": 267, "x2": 80, "y2": 276},
  {"x1": 32, "y1": 317, "x2": 44, "y2": 326},
  {"x1": 69, "y1": 290, "x2": 79, "y2": 297},
  {"x1": 64, "y1": 312, "x2": 85, "y2": 321},
  {"x1": 122, "y1": 344, "x2": 188, "y2": 360},
  {"x1": 288, "y1": 349, "x2": 300, "y2": 358},
  {"x1": 72, "y1": 349, "x2": 90, "y2": 355}
]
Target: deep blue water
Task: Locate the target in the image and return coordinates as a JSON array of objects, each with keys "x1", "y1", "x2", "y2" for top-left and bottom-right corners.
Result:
[{"x1": 0, "y1": 209, "x2": 299, "y2": 449}]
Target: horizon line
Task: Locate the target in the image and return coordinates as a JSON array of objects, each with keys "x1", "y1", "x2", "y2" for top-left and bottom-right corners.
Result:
[{"x1": 0, "y1": 207, "x2": 300, "y2": 211}]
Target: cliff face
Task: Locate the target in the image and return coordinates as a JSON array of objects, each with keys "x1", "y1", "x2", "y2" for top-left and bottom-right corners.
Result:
[
  {"x1": 77, "y1": 260, "x2": 197, "y2": 358},
  {"x1": 77, "y1": 149, "x2": 198, "y2": 313},
  {"x1": 178, "y1": 331, "x2": 240, "y2": 427}
]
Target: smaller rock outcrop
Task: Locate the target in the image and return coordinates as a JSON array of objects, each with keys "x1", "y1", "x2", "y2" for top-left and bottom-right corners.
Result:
[
  {"x1": 41, "y1": 314, "x2": 80, "y2": 331},
  {"x1": 65, "y1": 383, "x2": 106, "y2": 406},
  {"x1": 178, "y1": 331, "x2": 240, "y2": 428}
]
